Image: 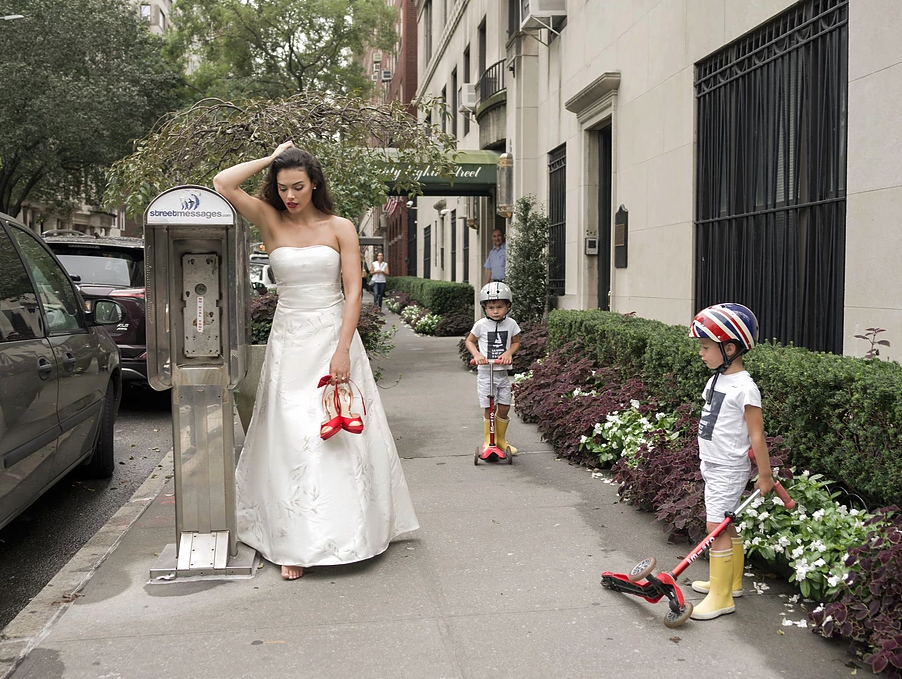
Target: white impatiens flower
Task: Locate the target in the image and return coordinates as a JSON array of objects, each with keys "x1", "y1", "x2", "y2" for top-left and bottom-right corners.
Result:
[
  {"x1": 772, "y1": 496, "x2": 785, "y2": 507},
  {"x1": 751, "y1": 497, "x2": 764, "y2": 509},
  {"x1": 630, "y1": 399, "x2": 640, "y2": 409},
  {"x1": 737, "y1": 521, "x2": 747, "y2": 532},
  {"x1": 745, "y1": 508, "x2": 759, "y2": 518},
  {"x1": 751, "y1": 537, "x2": 762, "y2": 546},
  {"x1": 579, "y1": 435, "x2": 588, "y2": 444},
  {"x1": 758, "y1": 511, "x2": 770, "y2": 521},
  {"x1": 827, "y1": 575, "x2": 841, "y2": 588},
  {"x1": 791, "y1": 546, "x2": 805, "y2": 559},
  {"x1": 778, "y1": 536, "x2": 791, "y2": 547},
  {"x1": 813, "y1": 558, "x2": 826, "y2": 568},
  {"x1": 656, "y1": 412, "x2": 665, "y2": 420},
  {"x1": 812, "y1": 509, "x2": 825, "y2": 521}
]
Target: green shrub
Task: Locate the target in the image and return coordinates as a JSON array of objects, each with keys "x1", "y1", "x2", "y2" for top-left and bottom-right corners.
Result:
[
  {"x1": 548, "y1": 308, "x2": 902, "y2": 507},
  {"x1": 386, "y1": 276, "x2": 474, "y2": 315},
  {"x1": 506, "y1": 195, "x2": 550, "y2": 326}
]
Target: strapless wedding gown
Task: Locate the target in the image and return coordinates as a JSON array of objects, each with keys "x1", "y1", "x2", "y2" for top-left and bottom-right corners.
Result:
[{"x1": 235, "y1": 245, "x2": 419, "y2": 567}]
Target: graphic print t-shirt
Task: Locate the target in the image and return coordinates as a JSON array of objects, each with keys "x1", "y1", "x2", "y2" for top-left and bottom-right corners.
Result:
[
  {"x1": 697, "y1": 370, "x2": 761, "y2": 466},
  {"x1": 470, "y1": 317, "x2": 521, "y2": 371}
]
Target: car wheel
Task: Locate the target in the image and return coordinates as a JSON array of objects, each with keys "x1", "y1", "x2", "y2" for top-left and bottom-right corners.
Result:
[{"x1": 82, "y1": 381, "x2": 116, "y2": 478}]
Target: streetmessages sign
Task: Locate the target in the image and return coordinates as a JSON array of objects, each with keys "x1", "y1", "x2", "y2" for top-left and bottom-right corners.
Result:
[{"x1": 145, "y1": 186, "x2": 236, "y2": 225}]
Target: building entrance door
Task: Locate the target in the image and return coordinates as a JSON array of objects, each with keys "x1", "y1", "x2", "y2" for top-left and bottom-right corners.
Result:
[{"x1": 597, "y1": 126, "x2": 612, "y2": 310}]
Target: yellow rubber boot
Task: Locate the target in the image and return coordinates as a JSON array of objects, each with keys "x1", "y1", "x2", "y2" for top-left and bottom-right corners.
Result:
[
  {"x1": 691, "y1": 537, "x2": 745, "y2": 597},
  {"x1": 690, "y1": 549, "x2": 736, "y2": 620},
  {"x1": 483, "y1": 419, "x2": 492, "y2": 449},
  {"x1": 495, "y1": 416, "x2": 518, "y2": 455}
]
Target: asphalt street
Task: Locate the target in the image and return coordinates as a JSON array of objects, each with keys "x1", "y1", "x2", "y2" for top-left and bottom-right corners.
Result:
[{"x1": 0, "y1": 385, "x2": 173, "y2": 631}]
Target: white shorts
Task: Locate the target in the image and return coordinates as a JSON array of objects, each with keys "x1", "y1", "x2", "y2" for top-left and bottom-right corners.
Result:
[
  {"x1": 477, "y1": 370, "x2": 512, "y2": 408},
  {"x1": 701, "y1": 460, "x2": 751, "y2": 523}
]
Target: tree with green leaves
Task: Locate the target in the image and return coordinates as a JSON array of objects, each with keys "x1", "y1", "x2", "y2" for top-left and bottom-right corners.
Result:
[
  {"x1": 169, "y1": 0, "x2": 398, "y2": 100},
  {"x1": 506, "y1": 195, "x2": 550, "y2": 326},
  {"x1": 105, "y1": 93, "x2": 458, "y2": 222},
  {"x1": 0, "y1": 0, "x2": 184, "y2": 217}
]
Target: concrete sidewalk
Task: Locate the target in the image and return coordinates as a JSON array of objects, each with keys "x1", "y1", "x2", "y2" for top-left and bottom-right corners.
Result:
[{"x1": 1, "y1": 310, "x2": 854, "y2": 679}]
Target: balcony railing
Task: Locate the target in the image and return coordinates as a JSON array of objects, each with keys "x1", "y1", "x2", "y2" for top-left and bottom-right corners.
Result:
[{"x1": 477, "y1": 60, "x2": 506, "y2": 104}]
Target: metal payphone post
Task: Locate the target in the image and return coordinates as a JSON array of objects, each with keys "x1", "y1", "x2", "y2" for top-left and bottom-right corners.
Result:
[{"x1": 143, "y1": 185, "x2": 256, "y2": 580}]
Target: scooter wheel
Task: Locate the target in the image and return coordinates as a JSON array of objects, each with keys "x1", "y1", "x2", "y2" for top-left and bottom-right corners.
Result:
[
  {"x1": 627, "y1": 557, "x2": 656, "y2": 582},
  {"x1": 663, "y1": 603, "x2": 693, "y2": 629},
  {"x1": 474, "y1": 446, "x2": 480, "y2": 465},
  {"x1": 506, "y1": 446, "x2": 513, "y2": 464}
]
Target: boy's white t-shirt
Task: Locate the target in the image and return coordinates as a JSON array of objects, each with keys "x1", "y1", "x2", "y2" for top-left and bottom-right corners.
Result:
[
  {"x1": 698, "y1": 370, "x2": 761, "y2": 466},
  {"x1": 470, "y1": 317, "x2": 521, "y2": 371}
]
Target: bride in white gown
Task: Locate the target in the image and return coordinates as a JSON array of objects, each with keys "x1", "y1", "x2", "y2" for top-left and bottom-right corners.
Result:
[{"x1": 214, "y1": 142, "x2": 419, "y2": 580}]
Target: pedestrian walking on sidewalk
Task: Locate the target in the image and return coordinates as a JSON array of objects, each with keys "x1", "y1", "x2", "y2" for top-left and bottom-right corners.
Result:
[
  {"x1": 214, "y1": 142, "x2": 419, "y2": 581},
  {"x1": 688, "y1": 303, "x2": 775, "y2": 620},
  {"x1": 369, "y1": 251, "x2": 388, "y2": 309},
  {"x1": 465, "y1": 282, "x2": 521, "y2": 454}
]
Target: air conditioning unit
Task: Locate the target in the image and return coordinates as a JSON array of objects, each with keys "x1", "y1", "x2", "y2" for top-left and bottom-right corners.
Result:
[
  {"x1": 371, "y1": 73, "x2": 379, "y2": 81},
  {"x1": 373, "y1": 51, "x2": 382, "y2": 63},
  {"x1": 459, "y1": 83, "x2": 477, "y2": 112},
  {"x1": 520, "y1": 0, "x2": 567, "y2": 31},
  {"x1": 381, "y1": 69, "x2": 392, "y2": 81}
]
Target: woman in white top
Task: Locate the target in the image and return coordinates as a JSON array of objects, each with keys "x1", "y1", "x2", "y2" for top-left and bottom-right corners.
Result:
[{"x1": 369, "y1": 251, "x2": 389, "y2": 309}]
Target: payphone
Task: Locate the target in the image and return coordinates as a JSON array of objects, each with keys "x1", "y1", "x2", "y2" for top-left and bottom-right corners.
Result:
[{"x1": 143, "y1": 185, "x2": 255, "y2": 579}]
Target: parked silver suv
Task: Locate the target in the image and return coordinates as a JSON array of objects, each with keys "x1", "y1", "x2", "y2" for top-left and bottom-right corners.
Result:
[{"x1": 0, "y1": 214, "x2": 124, "y2": 531}]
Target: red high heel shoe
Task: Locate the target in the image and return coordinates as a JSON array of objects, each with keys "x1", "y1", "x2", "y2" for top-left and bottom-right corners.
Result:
[
  {"x1": 336, "y1": 381, "x2": 366, "y2": 434},
  {"x1": 317, "y1": 376, "x2": 342, "y2": 440}
]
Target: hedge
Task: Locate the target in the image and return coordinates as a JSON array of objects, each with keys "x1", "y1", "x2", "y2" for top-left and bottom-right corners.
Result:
[
  {"x1": 547, "y1": 309, "x2": 902, "y2": 508},
  {"x1": 385, "y1": 276, "x2": 474, "y2": 316}
]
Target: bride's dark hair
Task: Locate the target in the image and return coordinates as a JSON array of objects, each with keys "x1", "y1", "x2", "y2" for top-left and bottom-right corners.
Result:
[{"x1": 258, "y1": 148, "x2": 334, "y2": 215}]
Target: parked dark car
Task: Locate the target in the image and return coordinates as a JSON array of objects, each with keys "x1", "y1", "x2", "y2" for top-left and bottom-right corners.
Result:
[
  {"x1": 0, "y1": 214, "x2": 124, "y2": 531},
  {"x1": 42, "y1": 232, "x2": 147, "y2": 383}
]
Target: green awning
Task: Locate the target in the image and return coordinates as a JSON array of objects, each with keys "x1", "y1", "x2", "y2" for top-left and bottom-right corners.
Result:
[{"x1": 386, "y1": 149, "x2": 501, "y2": 196}]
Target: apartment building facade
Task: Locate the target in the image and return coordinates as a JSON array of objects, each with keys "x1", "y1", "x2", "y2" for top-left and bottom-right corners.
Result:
[{"x1": 414, "y1": 0, "x2": 902, "y2": 361}]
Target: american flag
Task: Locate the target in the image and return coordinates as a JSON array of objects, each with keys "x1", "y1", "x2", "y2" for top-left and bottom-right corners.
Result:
[{"x1": 383, "y1": 196, "x2": 402, "y2": 218}]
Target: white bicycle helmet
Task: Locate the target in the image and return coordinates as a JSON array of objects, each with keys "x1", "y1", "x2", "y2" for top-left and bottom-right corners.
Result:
[{"x1": 479, "y1": 282, "x2": 513, "y2": 320}]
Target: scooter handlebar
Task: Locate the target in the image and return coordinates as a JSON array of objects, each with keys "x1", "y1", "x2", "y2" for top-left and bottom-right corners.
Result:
[
  {"x1": 469, "y1": 358, "x2": 499, "y2": 366},
  {"x1": 748, "y1": 449, "x2": 796, "y2": 510}
]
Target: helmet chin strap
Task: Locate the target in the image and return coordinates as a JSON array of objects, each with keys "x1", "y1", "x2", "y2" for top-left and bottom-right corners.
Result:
[{"x1": 706, "y1": 344, "x2": 743, "y2": 404}]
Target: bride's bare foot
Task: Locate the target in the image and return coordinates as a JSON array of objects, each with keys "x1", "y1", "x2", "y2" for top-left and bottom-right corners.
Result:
[{"x1": 281, "y1": 565, "x2": 304, "y2": 580}]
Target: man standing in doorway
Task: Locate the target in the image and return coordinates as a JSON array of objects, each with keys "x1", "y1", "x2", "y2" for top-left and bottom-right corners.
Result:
[{"x1": 484, "y1": 228, "x2": 506, "y2": 283}]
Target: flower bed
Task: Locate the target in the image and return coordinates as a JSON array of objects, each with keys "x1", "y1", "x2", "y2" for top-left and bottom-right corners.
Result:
[{"x1": 513, "y1": 312, "x2": 902, "y2": 672}]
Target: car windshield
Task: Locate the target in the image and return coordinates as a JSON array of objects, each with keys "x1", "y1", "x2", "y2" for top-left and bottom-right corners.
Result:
[{"x1": 56, "y1": 254, "x2": 137, "y2": 287}]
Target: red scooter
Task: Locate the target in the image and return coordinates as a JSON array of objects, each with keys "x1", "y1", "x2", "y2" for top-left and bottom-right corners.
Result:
[
  {"x1": 470, "y1": 359, "x2": 512, "y2": 465},
  {"x1": 601, "y1": 466, "x2": 795, "y2": 628}
]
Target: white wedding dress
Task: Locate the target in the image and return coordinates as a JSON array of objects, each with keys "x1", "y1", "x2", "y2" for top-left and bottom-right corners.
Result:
[{"x1": 235, "y1": 245, "x2": 419, "y2": 567}]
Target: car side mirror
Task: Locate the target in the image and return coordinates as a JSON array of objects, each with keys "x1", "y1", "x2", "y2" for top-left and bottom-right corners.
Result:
[{"x1": 89, "y1": 299, "x2": 126, "y2": 326}]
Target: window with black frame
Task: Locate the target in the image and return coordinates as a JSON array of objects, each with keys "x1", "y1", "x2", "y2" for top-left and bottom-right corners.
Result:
[
  {"x1": 695, "y1": 0, "x2": 848, "y2": 353},
  {"x1": 548, "y1": 144, "x2": 567, "y2": 296}
]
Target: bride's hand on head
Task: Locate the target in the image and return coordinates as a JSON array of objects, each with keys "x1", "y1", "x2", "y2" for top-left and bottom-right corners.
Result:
[
  {"x1": 329, "y1": 350, "x2": 351, "y2": 384},
  {"x1": 271, "y1": 141, "x2": 295, "y2": 160}
]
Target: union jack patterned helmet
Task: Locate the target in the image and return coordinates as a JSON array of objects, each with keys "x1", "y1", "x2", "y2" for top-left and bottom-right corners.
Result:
[{"x1": 689, "y1": 303, "x2": 759, "y2": 352}]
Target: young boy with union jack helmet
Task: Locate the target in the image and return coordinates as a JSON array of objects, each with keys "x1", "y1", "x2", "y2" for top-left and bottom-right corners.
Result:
[
  {"x1": 687, "y1": 303, "x2": 775, "y2": 620},
  {"x1": 465, "y1": 282, "x2": 521, "y2": 454}
]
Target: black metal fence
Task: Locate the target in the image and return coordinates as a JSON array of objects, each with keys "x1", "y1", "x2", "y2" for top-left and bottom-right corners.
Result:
[
  {"x1": 695, "y1": 0, "x2": 848, "y2": 353},
  {"x1": 478, "y1": 60, "x2": 506, "y2": 103},
  {"x1": 548, "y1": 144, "x2": 567, "y2": 296}
]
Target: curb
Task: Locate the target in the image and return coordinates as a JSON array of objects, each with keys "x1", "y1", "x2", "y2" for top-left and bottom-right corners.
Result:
[{"x1": 0, "y1": 451, "x2": 174, "y2": 679}]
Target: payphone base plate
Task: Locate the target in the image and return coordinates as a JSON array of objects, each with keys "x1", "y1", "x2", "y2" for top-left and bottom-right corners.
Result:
[{"x1": 149, "y1": 541, "x2": 258, "y2": 583}]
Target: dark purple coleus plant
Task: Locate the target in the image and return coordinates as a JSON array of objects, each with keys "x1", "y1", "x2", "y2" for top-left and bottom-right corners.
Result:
[{"x1": 810, "y1": 506, "x2": 902, "y2": 677}]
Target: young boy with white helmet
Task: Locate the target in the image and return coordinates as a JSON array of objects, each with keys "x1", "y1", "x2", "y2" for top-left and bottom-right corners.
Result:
[
  {"x1": 688, "y1": 303, "x2": 775, "y2": 620},
  {"x1": 465, "y1": 282, "x2": 521, "y2": 454}
]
